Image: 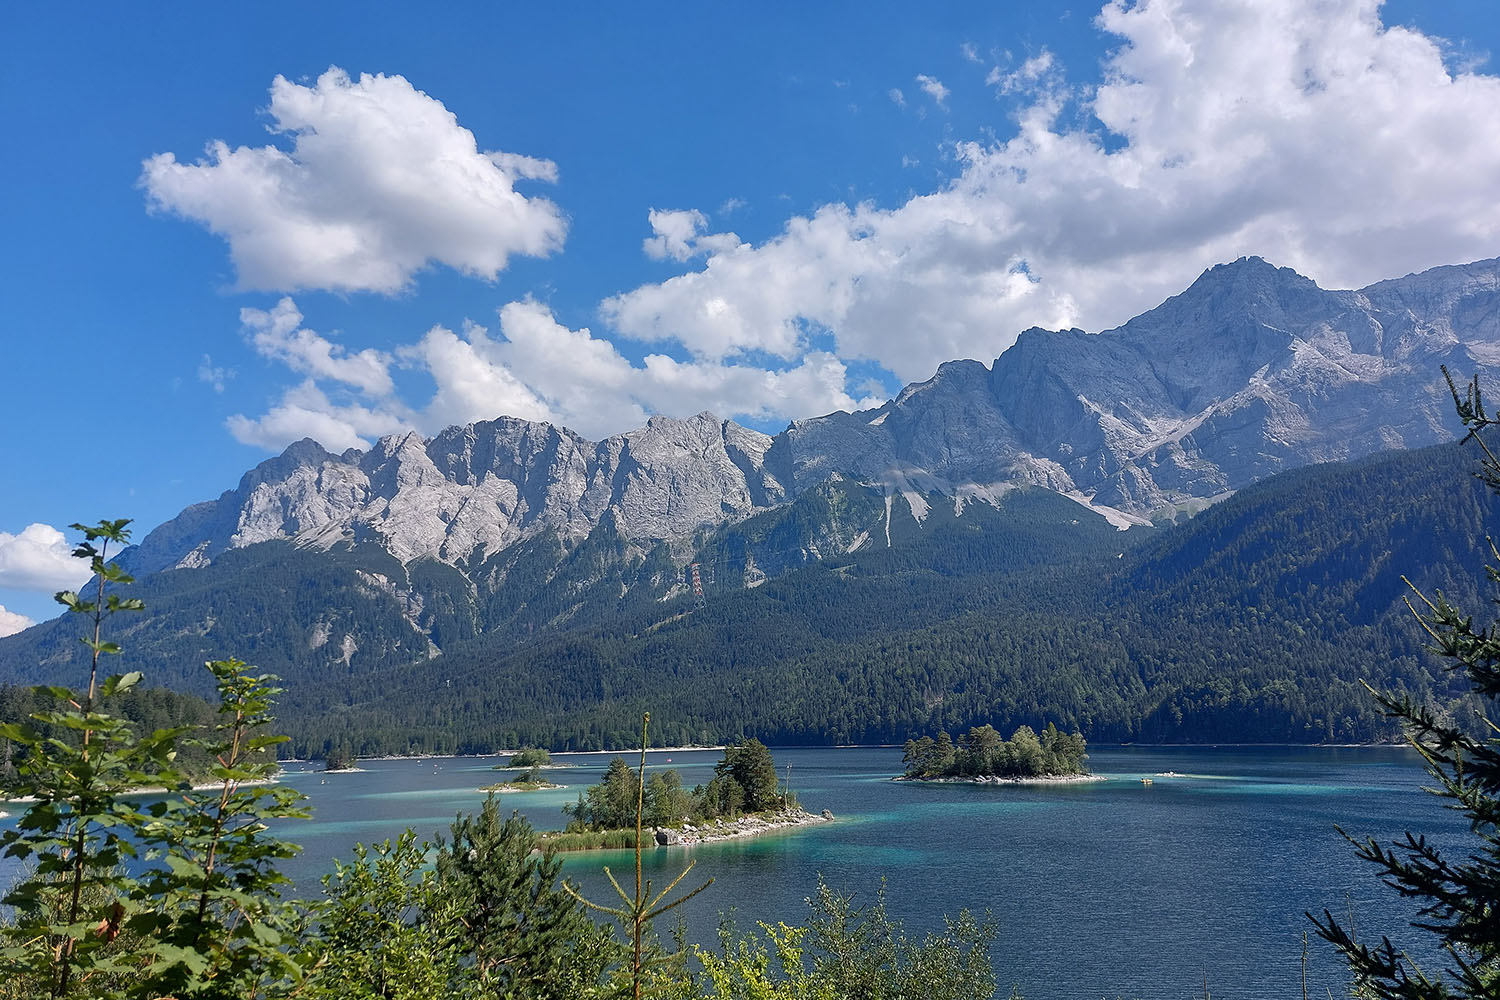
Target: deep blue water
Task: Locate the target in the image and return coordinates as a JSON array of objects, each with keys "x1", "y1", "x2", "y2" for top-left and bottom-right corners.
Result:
[{"x1": 264, "y1": 745, "x2": 1466, "y2": 999}]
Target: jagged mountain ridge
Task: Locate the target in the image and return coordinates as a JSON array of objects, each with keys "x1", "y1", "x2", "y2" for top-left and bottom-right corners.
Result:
[
  {"x1": 127, "y1": 254, "x2": 1500, "y2": 585},
  {"x1": 5, "y1": 257, "x2": 1500, "y2": 746},
  {"x1": 263, "y1": 442, "x2": 1500, "y2": 751},
  {"x1": 128, "y1": 413, "x2": 785, "y2": 578},
  {"x1": 789, "y1": 255, "x2": 1500, "y2": 514}
]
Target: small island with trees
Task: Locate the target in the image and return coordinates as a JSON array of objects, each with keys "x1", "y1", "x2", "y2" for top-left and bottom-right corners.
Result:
[
  {"x1": 545, "y1": 738, "x2": 831, "y2": 850},
  {"x1": 322, "y1": 744, "x2": 359, "y2": 772},
  {"x1": 494, "y1": 747, "x2": 573, "y2": 770},
  {"x1": 481, "y1": 765, "x2": 565, "y2": 792},
  {"x1": 481, "y1": 747, "x2": 572, "y2": 791},
  {"x1": 900, "y1": 723, "x2": 1095, "y2": 783}
]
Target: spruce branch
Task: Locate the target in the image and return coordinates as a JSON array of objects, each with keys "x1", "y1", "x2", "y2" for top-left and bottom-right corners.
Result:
[{"x1": 561, "y1": 712, "x2": 712, "y2": 1000}]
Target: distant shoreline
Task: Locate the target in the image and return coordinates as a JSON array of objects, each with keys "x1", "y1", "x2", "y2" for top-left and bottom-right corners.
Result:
[
  {"x1": 1, "y1": 776, "x2": 279, "y2": 805},
  {"x1": 551, "y1": 746, "x2": 727, "y2": 757},
  {"x1": 492, "y1": 763, "x2": 576, "y2": 770},
  {"x1": 284, "y1": 741, "x2": 1417, "y2": 769},
  {"x1": 295, "y1": 745, "x2": 729, "y2": 766}
]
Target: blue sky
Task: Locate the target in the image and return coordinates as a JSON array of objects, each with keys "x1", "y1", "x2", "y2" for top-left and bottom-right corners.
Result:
[{"x1": 2, "y1": 0, "x2": 1499, "y2": 631}]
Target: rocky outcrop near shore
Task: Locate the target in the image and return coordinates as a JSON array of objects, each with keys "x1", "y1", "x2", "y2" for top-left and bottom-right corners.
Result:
[{"x1": 654, "y1": 807, "x2": 833, "y2": 846}]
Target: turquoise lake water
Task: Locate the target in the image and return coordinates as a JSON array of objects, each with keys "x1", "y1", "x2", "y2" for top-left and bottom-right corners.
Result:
[{"x1": 264, "y1": 745, "x2": 1465, "y2": 999}]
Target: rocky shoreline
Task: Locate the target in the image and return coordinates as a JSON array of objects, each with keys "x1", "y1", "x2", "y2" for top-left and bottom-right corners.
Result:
[
  {"x1": 652, "y1": 807, "x2": 834, "y2": 847},
  {"x1": 483, "y1": 780, "x2": 566, "y2": 793}
]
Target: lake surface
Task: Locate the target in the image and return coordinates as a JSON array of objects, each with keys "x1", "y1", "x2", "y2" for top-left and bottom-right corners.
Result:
[{"x1": 267, "y1": 745, "x2": 1464, "y2": 999}]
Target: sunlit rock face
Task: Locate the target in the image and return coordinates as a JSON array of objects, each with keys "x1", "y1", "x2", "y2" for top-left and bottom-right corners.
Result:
[{"x1": 129, "y1": 256, "x2": 1500, "y2": 576}]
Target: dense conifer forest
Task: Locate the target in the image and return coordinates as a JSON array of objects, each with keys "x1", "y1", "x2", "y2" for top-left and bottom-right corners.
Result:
[
  {"x1": 271, "y1": 442, "x2": 1499, "y2": 756},
  {"x1": 2, "y1": 442, "x2": 1496, "y2": 757},
  {"x1": 0, "y1": 682, "x2": 221, "y2": 792},
  {"x1": 901, "y1": 724, "x2": 1088, "y2": 780}
]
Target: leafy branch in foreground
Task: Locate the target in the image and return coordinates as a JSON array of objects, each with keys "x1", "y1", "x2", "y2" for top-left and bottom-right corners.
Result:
[
  {"x1": 0, "y1": 519, "x2": 173, "y2": 998},
  {"x1": 0, "y1": 520, "x2": 311, "y2": 999},
  {"x1": 1309, "y1": 368, "x2": 1500, "y2": 999},
  {"x1": 691, "y1": 879, "x2": 999, "y2": 1000},
  {"x1": 129, "y1": 659, "x2": 311, "y2": 996}
]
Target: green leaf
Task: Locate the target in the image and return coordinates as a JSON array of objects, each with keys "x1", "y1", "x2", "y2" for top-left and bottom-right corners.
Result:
[
  {"x1": 249, "y1": 919, "x2": 283, "y2": 945},
  {"x1": 101, "y1": 671, "x2": 143, "y2": 697},
  {"x1": 33, "y1": 685, "x2": 77, "y2": 701},
  {"x1": 99, "y1": 563, "x2": 134, "y2": 584},
  {"x1": 71, "y1": 519, "x2": 132, "y2": 543},
  {"x1": 164, "y1": 854, "x2": 203, "y2": 879},
  {"x1": 0, "y1": 722, "x2": 37, "y2": 743}
]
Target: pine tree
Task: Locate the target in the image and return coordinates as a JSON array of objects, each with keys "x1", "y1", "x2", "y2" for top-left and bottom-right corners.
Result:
[
  {"x1": 715, "y1": 739, "x2": 780, "y2": 813},
  {"x1": 1310, "y1": 369, "x2": 1500, "y2": 998},
  {"x1": 433, "y1": 796, "x2": 599, "y2": 998}
]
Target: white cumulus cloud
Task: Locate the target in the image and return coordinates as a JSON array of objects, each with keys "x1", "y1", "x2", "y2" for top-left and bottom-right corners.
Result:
[
  {"x1": 227, "y1": 380, "x2": 411, "y2": 454},
  {"x1": 0, "y1": 605, "x2": 33, "y2": 638},
  {"x1": 406, "y1": 320, "x2": 558, "y2": 432},
  {"x1": 241, "y1": 298, "x2": 394, "y2": 396},
  {"x1": 915, "y1": 74, "x2": 950, "y2": 107},
  {"x1": 644, "y1": 209, "x2": 710, "y2": 261},
  {"x1": 223, "y1": 297, "x2": 883, "y2": 452},
  {"x1": 0, "y1": 524, "x2": 92, "y2": 594},
  {"x1": 142, "y1": 67, "x2": 566, "y2": 295},
  {"x1": 601, "y1": 0, "x2": 1500, "y2": 382},
  {"x1": 405, "y1": 301, "x2": 880, "y2": 441},
  {"x1": 642, "y1": 209, "x2": 743, "y2": 262}
]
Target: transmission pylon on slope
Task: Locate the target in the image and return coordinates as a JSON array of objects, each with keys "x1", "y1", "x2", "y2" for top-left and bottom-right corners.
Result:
[{"x1": 689, "y1": 561, "x2": 706, "y2": 609}]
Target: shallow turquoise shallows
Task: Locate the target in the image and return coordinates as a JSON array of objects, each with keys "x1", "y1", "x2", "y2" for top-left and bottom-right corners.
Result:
[
  {"x1": 247, "y1": 745, "x2": 1460, "y2": 999},
  {"x1": 0, "y1": 745, "x2": 1464, "y2": 998}
]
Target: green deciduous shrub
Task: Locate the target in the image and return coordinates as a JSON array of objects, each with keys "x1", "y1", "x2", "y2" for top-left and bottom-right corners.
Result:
[{"x1": 0, "y1": 522, "x2": 1001, "y2": 999}]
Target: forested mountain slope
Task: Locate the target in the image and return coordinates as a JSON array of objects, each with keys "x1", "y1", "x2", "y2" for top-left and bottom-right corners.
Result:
[
  {"x1": 4, "y1": 442, "x2": 1493, "y2": 754},
  {"x1": 5, "y1": 254, "x2": 1500, "y2": 752},
  {"x1": 261, "y1": 442, "x2": 1499, "y2": 755}
]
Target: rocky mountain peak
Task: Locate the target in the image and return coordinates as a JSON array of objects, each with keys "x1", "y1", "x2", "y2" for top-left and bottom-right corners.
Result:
[
  {"x1": 236, "y1": 437, "x2": 335, "y2": 493},
  {"x1": 1118, "y1": 257, "x2": 1324, "y2": 359},
  {"x1": 891, "y1": 358, "x2": 989, "y2": 407},
  {"x1": 1189, "y1": 254, "x2": 1312, "y2": 293},
  {"x1": 123, "y1": 256, "x2": 1500, "y2": 583}
]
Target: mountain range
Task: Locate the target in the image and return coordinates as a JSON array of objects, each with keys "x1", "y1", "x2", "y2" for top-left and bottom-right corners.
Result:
[
  {"x1": 4, "y1": 255, "x2": 1500, "y2": 751},
  {"x1": 126, "y1": 254, "x2": 1500, "y2": 581}
]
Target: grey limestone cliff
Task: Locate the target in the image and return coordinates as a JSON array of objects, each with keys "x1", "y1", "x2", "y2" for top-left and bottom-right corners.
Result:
[
  {"x1": 128, "y1": 255, "x2": 1500, "y2": 580},
  {"x1": 129, "y1": 412, "x2": 784, "y2": 578}
]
